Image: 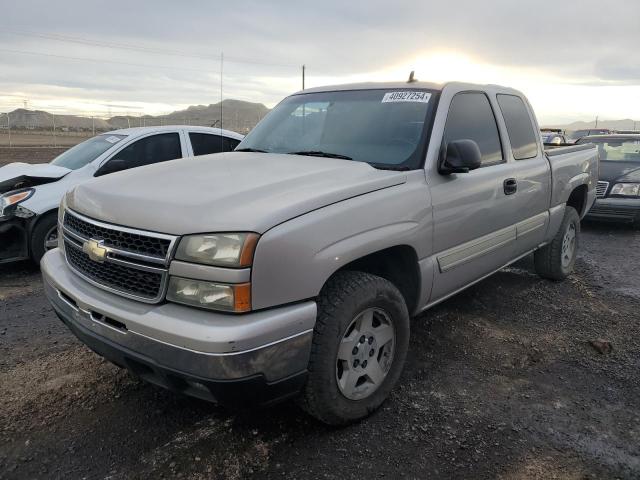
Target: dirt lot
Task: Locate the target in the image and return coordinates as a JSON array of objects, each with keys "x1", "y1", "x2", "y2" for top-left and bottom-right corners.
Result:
[
  {"x1": 0, "y1": 222, "x2": 639, "y2": 479},
  {"x1": 0, "y1": 147, "x2": 68, "y2": 167},
  {"x1": 0, "y1": 132, "x2": 89, "y2": 149}
]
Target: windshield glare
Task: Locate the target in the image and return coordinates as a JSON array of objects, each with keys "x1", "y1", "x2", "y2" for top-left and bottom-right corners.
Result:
[
  {"x1": 50, "y1": 134, "x2": 126, "y2": 170},
  {"x1": 236, "y1": 89, "x2": 437, "y2": 169},
  {"x1": 579, "y1": 138, "x2": 640, "y2": 162}
]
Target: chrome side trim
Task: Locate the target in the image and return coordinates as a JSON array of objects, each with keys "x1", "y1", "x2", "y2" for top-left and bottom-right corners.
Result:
[
  {"x1": 516, "y1": 211, "x2": 548, "y2": 237},
  {"x1": 422, "y1": 247, "x2": 537, "y2": 312},
  {"x1": 437, "y1": 225, "x2": 516, "y2": 273}
]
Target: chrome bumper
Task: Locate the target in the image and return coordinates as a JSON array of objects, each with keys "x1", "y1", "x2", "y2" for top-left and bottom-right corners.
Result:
[{"x1": 41, "y1": 248, "x2": 316, "y2": 387}]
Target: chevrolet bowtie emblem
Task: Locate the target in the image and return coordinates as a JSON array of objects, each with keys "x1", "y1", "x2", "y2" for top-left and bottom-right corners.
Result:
[{"x1": 82, "y1": 239, "x2": 108, "y2": 263}]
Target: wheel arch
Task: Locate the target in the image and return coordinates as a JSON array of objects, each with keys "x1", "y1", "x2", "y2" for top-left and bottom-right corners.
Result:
[
  {"x1": 566, "y1": 184, "x2": 588, "y2": 217},
  {"x1": 28, "y1": 208, "x2": 59, "y2": 253},
  {"x1": 331, "y1": 244, "x2": 421, "y2": 315}
]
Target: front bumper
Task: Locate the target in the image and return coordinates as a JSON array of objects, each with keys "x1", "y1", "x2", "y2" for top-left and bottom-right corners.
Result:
[
  {"x1": 42, "y1": 248, "x2": 317, "y2": 406},
  {"x1": 586, "y1": 197, "x2": 640, "y2": 224}
]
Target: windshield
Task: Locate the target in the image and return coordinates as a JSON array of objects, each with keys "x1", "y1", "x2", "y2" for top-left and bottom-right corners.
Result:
[
  {"x1": 50, "y1": 134, "x2": 126, "y2": 170},
  {"x1": 568, "y1": 130, "x2": 590, "y2": 140},
  {"x1": 577, "y1": 138, "x2": 640, "y2": 162},
  {"x1": 236, "y1": 89, "x2": 438, "y2": 169}
]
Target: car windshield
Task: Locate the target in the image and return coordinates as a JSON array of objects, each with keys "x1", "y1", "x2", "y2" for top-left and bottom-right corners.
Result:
[
  {"x1": 568, "y1": 130, "x2": 590, "y2": 140},
  {"x1": 50, "y1": 134, "x2": 126, "y2": 170},
  {"x1": 235, "y1": 88, "x2": 438, "y2": 169},
  {"x1": 578, "y1": 138, "x2": 640, "y2": 162}
]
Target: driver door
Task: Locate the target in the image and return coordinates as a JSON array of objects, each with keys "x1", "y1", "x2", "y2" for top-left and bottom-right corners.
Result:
[{"x1": 428, "y1": 91, "x2": 517, "y2": 302}]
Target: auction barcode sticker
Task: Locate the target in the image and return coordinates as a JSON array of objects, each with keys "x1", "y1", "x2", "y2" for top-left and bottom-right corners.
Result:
[
  {"x1": 382, "y1": 91, "x2": 431, "y2": 103},
  {"x1": 105, "y1": 136, "x2": 122, "y2": 144}
]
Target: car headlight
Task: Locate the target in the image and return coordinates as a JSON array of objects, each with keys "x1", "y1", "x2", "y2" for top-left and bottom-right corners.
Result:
[
  {"x1": 610, "y1": 183, "x2": 640, "y2": 197},
  {"x1": 175, "y1": 233, "x2": 259, "y2": 267},
  {"x1": 0, "y1": 188, "x2": 35, "y2": 218},
  {"x1": 166, "y1": 276, "x2": 251, "y2": 312}
]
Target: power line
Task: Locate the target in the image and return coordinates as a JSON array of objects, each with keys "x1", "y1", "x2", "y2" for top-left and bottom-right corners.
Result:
[
  {"x1": 2, "y1": 29, "x2": 300, "y2": 69},
  {"x1": 0, "y1": 47, "x2": 222, "y2": 73}
]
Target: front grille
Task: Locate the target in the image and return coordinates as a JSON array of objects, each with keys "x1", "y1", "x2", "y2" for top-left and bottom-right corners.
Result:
[
  {"x1": 64, "y1": 212, "x2": 171, "y2": 259},
  {"x1": 61, "y1": 209, "x2": 176, "y2": 303},
  {"x1": 65, "y1": 241, "x2": 163, "y2": 299},
  {"x1": 596, "y1": 181, "x2": 609, "y2": 198}
]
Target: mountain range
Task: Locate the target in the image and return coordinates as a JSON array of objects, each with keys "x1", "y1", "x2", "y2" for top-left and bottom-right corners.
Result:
[
  {"x1": 2, "y1": 102, "x2": 637, "y2": 134},
  {"x1": 1, "y1": 99, "x2": 270, "y2": 134}
]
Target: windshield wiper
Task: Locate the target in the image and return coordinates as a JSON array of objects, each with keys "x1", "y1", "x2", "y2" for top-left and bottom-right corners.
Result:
[
  {"x1": 368, "y1": 163, "x2": 411, "y2": 171},
  {"x1": 235, "y1": 148, "x2": 269, "y2": 153},
  {"x1": 287, "y1": 150, "x2": 353, "y2": 160}
]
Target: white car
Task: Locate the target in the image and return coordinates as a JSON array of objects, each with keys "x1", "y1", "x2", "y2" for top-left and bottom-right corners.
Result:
[{"x1": 0, "y1": 126, "x2": 243, "y2": 264}]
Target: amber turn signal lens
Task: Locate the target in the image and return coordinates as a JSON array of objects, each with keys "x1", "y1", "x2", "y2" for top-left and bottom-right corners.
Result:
[
  {"x1": 233, "y1": 283, "x2": 252, "y2": 312},
  {"x1": 239, "y1": 233, "x2": 260, "y2": 268}
]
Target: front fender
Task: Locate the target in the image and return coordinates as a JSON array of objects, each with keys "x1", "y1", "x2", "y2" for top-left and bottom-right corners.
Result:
[{"x1": 251, "y1": 176, "x2": 432, "y2": 310}]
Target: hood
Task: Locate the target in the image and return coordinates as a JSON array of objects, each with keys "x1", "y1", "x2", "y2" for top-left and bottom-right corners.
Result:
[
  {"x1": 68, "y1": 152, "x2": 407, "y2": 234},
  {"x1": 599, "y1": 161, "x2": 640, "y2": 184},
  {"x1": 0, "y1": 162, "x2": 71, "y2": 193}
]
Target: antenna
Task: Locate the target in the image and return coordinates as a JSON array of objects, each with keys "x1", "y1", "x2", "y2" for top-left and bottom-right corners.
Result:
[{"x1": 407, "y1": 71, "x2": 417, "y2": 83}]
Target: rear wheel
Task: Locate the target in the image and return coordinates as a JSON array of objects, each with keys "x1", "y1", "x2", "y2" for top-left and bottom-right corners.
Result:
[
  {"x1": 30, "y1": 212, "x2": 59, "y2": 264},
  {"x1": 534, "y1": 206, "x2": 580, "y2": 280},
  {"x1": 300, "y1": 271, "x2": 410, "y2": 425}
]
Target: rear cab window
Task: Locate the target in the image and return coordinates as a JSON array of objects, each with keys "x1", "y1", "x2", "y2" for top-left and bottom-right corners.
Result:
[
  {"x1": 189, "y1": 133, "x2": 240, "y2": 156},
  {"x1": 497, "y1": 94, "x2": 539, "y2": 159}
]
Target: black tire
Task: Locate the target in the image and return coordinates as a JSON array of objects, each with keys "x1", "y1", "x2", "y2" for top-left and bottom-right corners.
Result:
[
  {"x1": 300, "y1": 271, "x2": 410, "y2": 425},
  {"x1": 30, "y1": 212, "x2": 59, "y2": 264},
  {"x1": 534, "y1": 206, "x2": 580, "y2": 280}
]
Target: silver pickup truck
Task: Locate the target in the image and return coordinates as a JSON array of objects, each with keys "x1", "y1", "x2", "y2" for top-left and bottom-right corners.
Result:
[{"x1": 42, "y1": 81, "x2": 598, "y2": 425}]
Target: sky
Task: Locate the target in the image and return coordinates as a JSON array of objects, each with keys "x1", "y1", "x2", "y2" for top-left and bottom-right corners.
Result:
[{"x1": 1, "y1": 0, "x2": 639, "y2": 125}]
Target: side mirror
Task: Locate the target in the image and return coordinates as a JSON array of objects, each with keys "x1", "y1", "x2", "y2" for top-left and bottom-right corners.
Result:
[
  {"x1": 440, "y1": 139, "x2": 482, "y2": 174},
  {"x1": 95, "y1": 159, "x2": 127, "y2": 176}
]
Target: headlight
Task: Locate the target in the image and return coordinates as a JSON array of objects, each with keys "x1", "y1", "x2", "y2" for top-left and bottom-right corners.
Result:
[
  {"x1": 166, "y1": 276, "x2": 251, "y2": 312},
  {"x1": 0, "y1": 188, "x2": 35, "y2": 217},
  {"x1": 610, "y1": 183, "x2": 640, "y2": 197},
  {"x1": 175, "y1": 233, "x2": 259, "y2": 267}
]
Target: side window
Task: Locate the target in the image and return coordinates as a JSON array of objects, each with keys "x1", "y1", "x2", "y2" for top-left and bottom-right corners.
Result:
[
  {"x1": 189, "y1": 133, "x2": 239, "y2": 156},
  {"x1": 497, "y1": 94, "x2": 538, "y2": 160},
  {"x1": 111, "y1": 133, "x2": 182, "y2": 169},
  {"x1": 443, "y1": 92, "x2": 503, "y2": 166}
]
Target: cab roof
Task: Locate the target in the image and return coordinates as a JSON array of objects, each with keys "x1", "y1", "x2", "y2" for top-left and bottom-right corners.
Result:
[{"x1": 293, "y1": 80, "x2": 523, "y2": 97}]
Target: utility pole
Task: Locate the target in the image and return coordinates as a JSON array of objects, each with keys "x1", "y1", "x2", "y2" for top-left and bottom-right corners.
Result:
[
  {"x1": 7, "y1": 112, "x2": 11, "y2": 148},
  {"x1": 302, "y1": 64, "x2": 306, "y2": 90},
  {"x1": 595, "y1": 116, "x2": 598, "y2": 128},
  {"x1": 220, "y1": 51, "x2": 224, "y2": 149},
  {"x1": 52, "y1": 112, "x2": 57, "y2": 147},
  {"x1": 92, "y1": 116, "x2": 95, "y2": 136}
]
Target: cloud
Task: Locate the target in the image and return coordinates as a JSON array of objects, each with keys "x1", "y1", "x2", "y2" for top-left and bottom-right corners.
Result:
[{"x1": 1, "y1": 0, "x2": 639, "y2": 122}]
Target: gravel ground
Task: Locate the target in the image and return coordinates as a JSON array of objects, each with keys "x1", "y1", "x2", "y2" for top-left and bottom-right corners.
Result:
[
  {"x1": 0, "y1": 147, "x2": 67, "y2": 167},
  {"x1": 0, "y1": 222, "x2": 639, "y2": 479}
]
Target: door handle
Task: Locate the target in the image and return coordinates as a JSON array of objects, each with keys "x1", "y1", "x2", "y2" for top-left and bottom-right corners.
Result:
[{"x1": 503, "y1": 178, "x2": 517, "y2": 195}]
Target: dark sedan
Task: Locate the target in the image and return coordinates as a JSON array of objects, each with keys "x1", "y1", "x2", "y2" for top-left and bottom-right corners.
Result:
[{"x1": 577, "y1": 134, "x2": 640, "y2": 225}]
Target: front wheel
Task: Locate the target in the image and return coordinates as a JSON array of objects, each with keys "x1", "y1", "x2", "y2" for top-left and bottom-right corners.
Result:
[
  {"x1": 300, "y1": 271, "x2": 410, "y2": 425},
  {"x1": 534, "y1": 206, "x2": 580, "y2": 280},
  {"x1": 30, "y1": 212, "x2": 59, "y2": 264}
]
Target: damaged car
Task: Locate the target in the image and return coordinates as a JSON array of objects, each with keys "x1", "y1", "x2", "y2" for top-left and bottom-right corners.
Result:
[{"x1": 0, "y1": 126, "x2": 243, "y2": 264}]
